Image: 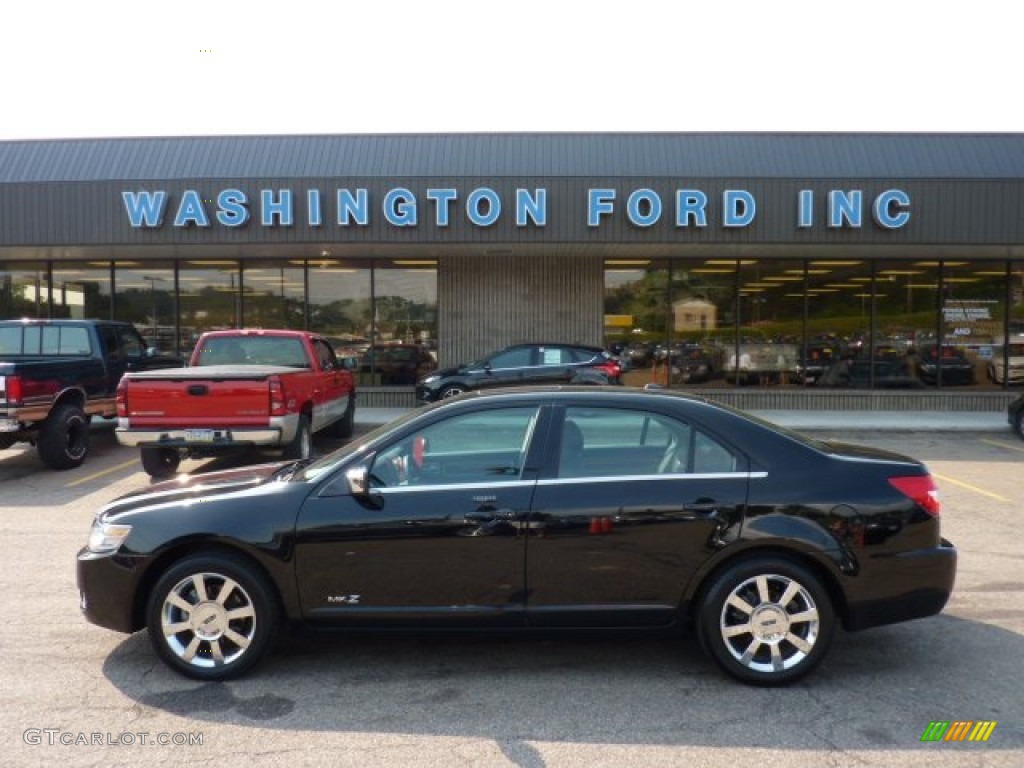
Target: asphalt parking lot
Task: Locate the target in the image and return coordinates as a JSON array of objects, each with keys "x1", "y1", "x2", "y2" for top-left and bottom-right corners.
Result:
[{"x1": 1, "y1": 420, "x2": 1022, "y2": 767}]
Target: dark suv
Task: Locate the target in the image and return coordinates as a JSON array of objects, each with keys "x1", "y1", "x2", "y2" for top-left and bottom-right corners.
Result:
[{"x1": 416, "y1": 343, "x2": 622, "y2": 402}]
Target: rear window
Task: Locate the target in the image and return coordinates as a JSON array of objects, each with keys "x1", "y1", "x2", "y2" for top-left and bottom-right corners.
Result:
[
  {"x1": 195, "y1": 336, "x2": 308, "y2": 367},
  {"x1": 0, "y1": 325, "x2": 91, "y2": 356}
]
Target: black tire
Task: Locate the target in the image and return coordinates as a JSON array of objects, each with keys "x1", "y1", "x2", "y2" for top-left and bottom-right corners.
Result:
[
  {"x1": 438, "y1": 384, "x2": 467, "y2": 399},
  {"x1": 37, "y1": 403, "x2": 90, "y2": 470},
  {"x1": 331, "y1": 398, "x2": 355, "y2": 438},
  {"x1": 697, "y1": 556, "x2": 835, "y2": 686},
  {"x1": 282, "y1": 413, "x2": 312, "y2": 460},
  {"x1": 1015, "y1": 409, "x2": 1024, "y2": 439},
  {"x1": 141, "y1": 446, "x2": 181, "y2": 479},
  {"x1": 145, "y1": 552, "x2": 280, "y2": 681}
]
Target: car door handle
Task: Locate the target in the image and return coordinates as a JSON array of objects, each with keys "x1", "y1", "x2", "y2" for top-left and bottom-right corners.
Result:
[
  {"x1": 464, "y1": 509, "x2": 516, "y2": 522},
  {"x1": 683, "y1": 500, "x2": 721, "y2": 514}
]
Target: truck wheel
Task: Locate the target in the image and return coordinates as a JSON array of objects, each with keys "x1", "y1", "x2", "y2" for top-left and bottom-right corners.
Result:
[
  {"x1": 331, "y1": 398, "x2": 355, "y2": 439},
  {"x1": 282, "y1": 414, "x2": 312, "y2": 460},
  {"x1": 141, "y1": 446, "x2": 181, "y2": 479},
  {"x1": 37, "y1": 403, "x2": 90, "y2": 470}
]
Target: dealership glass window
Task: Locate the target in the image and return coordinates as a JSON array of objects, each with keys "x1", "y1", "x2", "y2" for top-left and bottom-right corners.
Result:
[
  {"x1": 603, "y1": 259, "x2": 670, "y2": 385},
  {"x1": 50, "y1": 261, "x2": 112, "y2": 320},
  {"x1": 667, "y1": 259, "x2": 739, "y2": 388},
  {"x1": 802, "y1": 259, "x2": 876, "y2": 387},
  {"x1": 0, "y1": 262, "x2": 50, "y2": 318},
  {"x1": 373, "y1": 260, "x2": 438, "y2": 345},
  {"x1": 113, "y1": 261, "x2": 177, "y2": 353},
  {"x1": 242, "y1": 260, "x2": 305, "y2": 330},
  {"x1": 940, "y1": 260, "x2": 1008, "y2": 389},
  {"x1": 177, "y1": 261, "x2": 241, "y2": 353},
  {"x1": 733, "y1": 259, "x2": 804, "y2": 387},
  {"x1": 306, "y1": 259, "x2": 372, "y2": 354},
  {"x1": 874, "y1": 260, "x2": 940, "y2": 385}
]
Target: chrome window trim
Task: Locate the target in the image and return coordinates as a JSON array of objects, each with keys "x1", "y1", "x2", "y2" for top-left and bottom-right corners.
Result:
[{"x1": 537, "y1": 472, "x2": 767, "y2": 486}]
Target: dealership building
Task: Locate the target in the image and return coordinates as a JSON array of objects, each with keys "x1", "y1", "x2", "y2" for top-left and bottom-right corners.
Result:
[{"x1": 1, "y1": 133, "x2": 1022, "y2": 410}]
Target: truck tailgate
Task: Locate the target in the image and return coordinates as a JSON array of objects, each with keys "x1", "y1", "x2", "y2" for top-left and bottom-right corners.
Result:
[{"x1": 121, "y1": 365, "x2": 296, "y2": 426}]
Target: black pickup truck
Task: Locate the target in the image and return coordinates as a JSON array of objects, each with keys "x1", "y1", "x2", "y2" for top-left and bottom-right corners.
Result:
[{"x1": 0, "y1": 319, "x2": 181, "y2": 469}]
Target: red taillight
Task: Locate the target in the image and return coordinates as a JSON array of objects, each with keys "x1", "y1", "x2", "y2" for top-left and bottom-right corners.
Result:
[
  {"x1": 596, "y1": 362, "x2": 621, "y2": 378},
  {"x1": 888, "y1": 475, "x2": 941, "y2": 517},
  {"x1": 268, "y1": 376, "x2": 286, "y2": 416},
  {"x1": 115, "y1": 378, "x2": 128, "y2": 417},
  {"x1": 3, "y1": 375, "x2": 23, "y2": 405}
]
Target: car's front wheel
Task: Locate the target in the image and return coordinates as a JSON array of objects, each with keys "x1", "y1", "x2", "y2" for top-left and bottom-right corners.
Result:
[
  {"x1": 438, "y1": 384, "x2": 466, "y2": 399},
  {"x1": 697, "y1": 557, "x2": 835, "y2": 686},
  {"x1": 146, "y1": 553, "x2": 280, "y2": 681}
]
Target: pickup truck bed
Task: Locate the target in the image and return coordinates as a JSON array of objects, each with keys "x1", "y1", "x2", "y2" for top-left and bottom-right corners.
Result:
[{"x1": 115, "y1": 330, "x2": 356, "y2": 477}]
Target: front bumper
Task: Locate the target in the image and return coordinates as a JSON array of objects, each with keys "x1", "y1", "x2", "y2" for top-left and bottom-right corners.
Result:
[{"x1": 77, "y1": 548, "x2": 147, "y2": 634}]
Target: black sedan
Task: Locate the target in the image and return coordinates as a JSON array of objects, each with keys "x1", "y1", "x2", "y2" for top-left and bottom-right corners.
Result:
[
  {"x1": 78, "y1": 387, "x2": 956, "y2": 686},
  {"x1": 415, "y1": 343, "x2": 621, "y2": 402}
]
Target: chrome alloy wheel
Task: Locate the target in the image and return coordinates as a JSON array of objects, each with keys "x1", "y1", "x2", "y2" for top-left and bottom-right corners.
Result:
[
  {"x1": 719, "y1": 573, "x2": 820, "y2": 674},
  {"x1": 160, "y1": 572, "x2": 257, "y2": 669}
]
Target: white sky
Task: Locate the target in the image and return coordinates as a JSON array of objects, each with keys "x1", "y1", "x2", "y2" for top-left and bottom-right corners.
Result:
[{"x1": 1, "y1": 0, "x2": 1021, "y2": 141}]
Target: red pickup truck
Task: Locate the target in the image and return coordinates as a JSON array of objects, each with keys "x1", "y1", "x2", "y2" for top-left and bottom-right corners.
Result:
[{"x1": 116, "y1": 329, "x2": 356, "y2": 477}]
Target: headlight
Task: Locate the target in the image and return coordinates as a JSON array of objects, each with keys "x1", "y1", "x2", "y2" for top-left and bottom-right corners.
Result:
[
  {"x1": 87, "y1": 520, "x2": 132, "y2": 554},
  {"x1": 421, "y1": 375, "x2": 440, "y2": 385}
]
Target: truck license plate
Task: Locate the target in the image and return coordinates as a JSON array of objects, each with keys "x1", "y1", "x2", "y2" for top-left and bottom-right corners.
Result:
[{"x1": 184, "y1": 429, "x2": 215, "y2": 442}]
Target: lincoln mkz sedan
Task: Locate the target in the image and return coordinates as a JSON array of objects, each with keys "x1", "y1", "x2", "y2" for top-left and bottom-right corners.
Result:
[{"x1": 78, "y1": 387, "x2": 956, "y2": 686}]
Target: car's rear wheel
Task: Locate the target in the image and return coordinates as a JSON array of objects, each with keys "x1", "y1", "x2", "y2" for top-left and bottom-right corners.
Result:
[
  {"x1": 439, "y1": 384, "x2": 466, "y2": 399},
  {"x1": 146, "y1": 553, "x2": 279, "y2": 681},
  {"x1": 697, "y1": 557, "x2": 834, "y2": 686},
  {"x1": 140, "y1": 446, "x2": 181, "y2": 478}
]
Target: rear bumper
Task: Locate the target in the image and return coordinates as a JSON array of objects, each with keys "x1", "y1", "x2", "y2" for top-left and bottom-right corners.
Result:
[
  {"x1": 844, "y1": 538, "x2": 957, "y2": 631},
  {"x1": 115, "y1": 413, "x2": 298, "y2": 448}
]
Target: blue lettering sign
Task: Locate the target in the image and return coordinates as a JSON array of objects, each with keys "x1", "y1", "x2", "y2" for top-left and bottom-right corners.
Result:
[
  {"x1": 467, "y1": 188, "x2": 501, "y2": 226},
  {"x1": 588, "y1": 189, "x2": 616, "y2": 227},
  {"x1": 873, "y1": 189, "x2": 911, "y2": 229},
  {"x1": 384, "y1": 188, "x2": 417, "y2": 226},
  {"x1": 627, "y1": 189, "x2": 662, "y2": 227},
  {"x1": 797, "y1": 189, "x2": 814, "y2": 228},
  {"x1": 427, "y1": 188, "x2": 457, "y2": 227},
  {"x1": 516, "y1": 188, "x2": 546, "y2": 227},
  {"x1": 723, "y1": 190, "x2": 756, "y2": 227},
  {"x1": 307, "y1": 189, "x2": 322, "y2": 227},
  {"x1": 173, "y1": 190, "x2": 210, "y2": 228},
  {"x1": 675, "y1": 190, "x2": 708, "y2": 227},
  {"x1": 122, "y1": 190, "x2": 167, "y2": 228},
  {"x1": 260, "y1": 189, "x2": 294, "y2": 226},
  {"x1": 338, "y1": 189, "x2": 369, "y2": 226},
  {"x1": 829, "y1": 190, "x2": 863, "y2": 228},
  {"x1": 216, "y1": 189, "x2": 249, "y2": 227}
]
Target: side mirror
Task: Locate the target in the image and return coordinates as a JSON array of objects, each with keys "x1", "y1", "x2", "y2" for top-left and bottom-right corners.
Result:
[{"x1": 345, "y1": 465, "x2": 369, "y2": 496}]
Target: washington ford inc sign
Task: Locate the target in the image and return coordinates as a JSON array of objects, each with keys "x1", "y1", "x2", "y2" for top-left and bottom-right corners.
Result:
[{"x1": 121, "y1": 187, "x2": 911, "y2": 231}]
